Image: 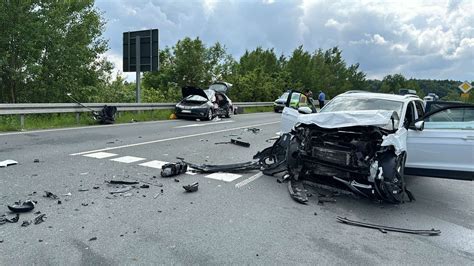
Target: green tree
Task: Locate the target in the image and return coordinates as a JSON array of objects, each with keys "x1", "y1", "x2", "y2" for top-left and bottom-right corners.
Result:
[
  {"x1": 380, "y1": 74, "x2": 406, "y2": 94},
  {"x1": 0, "y1": 0, "x2": 111, "y2": 103}
]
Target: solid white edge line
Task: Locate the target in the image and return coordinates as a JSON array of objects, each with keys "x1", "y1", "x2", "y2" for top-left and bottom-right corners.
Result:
[
  {"x1": 70, "y1": 121, "x2": 279, "y2": 156},
  {"x1": 174, "y1": 120, "x2": 234, "y2": 128},
  {"x1": 235, "y1": 172, "x2": 263, "y2": 188}
]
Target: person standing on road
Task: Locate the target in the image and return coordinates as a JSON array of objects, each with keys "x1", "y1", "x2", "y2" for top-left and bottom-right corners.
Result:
[
  {"x1": 304, "y1": 89, "x2": 317, "y2": 113},
  {"x1": 318, "y1": 90, "x2": 325, "y2": 109}
]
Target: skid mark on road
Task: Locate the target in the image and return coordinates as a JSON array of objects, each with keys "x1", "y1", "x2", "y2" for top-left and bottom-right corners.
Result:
[{"x1": 69, "y1": 121, "x2": 278, "y2": 156}]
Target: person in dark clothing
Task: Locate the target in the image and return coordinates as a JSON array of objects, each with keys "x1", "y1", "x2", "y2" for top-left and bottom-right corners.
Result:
[
  {"x1": 304, "y1": 89, "x2": 317, "y2": 113},
  {"x1": 318, "y1": 90, "x2": 326, "y2": 108}
]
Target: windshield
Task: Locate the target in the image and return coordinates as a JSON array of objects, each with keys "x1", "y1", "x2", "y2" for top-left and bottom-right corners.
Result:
[
  {"x1": 321, "y1": 96, "x2": 404, "y2": 118},
  {"x1": 279, "y1": 92, "x2": 289, "y2": 100},
  {"x1": 185, "y1": 95, "x2": 207, "y2": 102},
  {"x1": 209, "y1": 83, "x2": 228, "y2": 92}
]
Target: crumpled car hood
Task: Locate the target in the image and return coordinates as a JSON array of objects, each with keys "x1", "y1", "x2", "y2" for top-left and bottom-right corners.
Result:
[{"x1": 295, "y1": 110, "x2": 397, "y2": 129}]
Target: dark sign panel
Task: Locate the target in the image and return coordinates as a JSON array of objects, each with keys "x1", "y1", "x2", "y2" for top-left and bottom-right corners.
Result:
[{"x1": 123, "y1": 29, "x2": 159, "y2": 72}]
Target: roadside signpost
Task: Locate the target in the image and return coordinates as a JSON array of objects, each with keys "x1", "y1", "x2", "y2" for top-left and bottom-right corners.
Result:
[
  {"x1": 458, "y1": 81, "x2": 472, "y2": 102},
  {"x1": 123, "y1": 29, "x2": 159, "y2": 103}
]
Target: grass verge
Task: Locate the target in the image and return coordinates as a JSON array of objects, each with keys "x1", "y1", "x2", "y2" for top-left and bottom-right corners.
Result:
[{"x1": 0, "y1": 107, "x2": 272, "y2": 132}]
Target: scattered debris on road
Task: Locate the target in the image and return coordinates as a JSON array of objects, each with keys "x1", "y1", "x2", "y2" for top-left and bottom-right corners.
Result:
[
  {"x1": 33, "y1": 159, "x2": 40, "y2": 163},
  {"x1": 183, "y1": 182, "x2": 199, "y2": 192},
  {"x1": 183, "y1": 161, "x2": 259, "y2": 173},
  {"x1": 140, "y1": 184, "x2": 150, "y2": 189},
  {"x1": 107, "y1": 180, "x2": 139, "y2": 185},
  {"x1": 43, "y1": 191, "x2": 59, "y2": 199},
  {"x1": 230, "y1": 139, "x2": 250, "y2": 147},
  {"x1": 0, "y1": 160, "x2": 18, "y2": 168},
  {"x1": 7, "y1": 200, "x2": 35, "y2": 213},
  {"x1": 288, "y1": 180, "x2": 308, "y2": 204},
  {"x1": 0, "y1": 214, "x2": 19, "y2": 225},
  {"x1": 245, "y1": 128, "x2": 261, "y2": 134},
  {"x1": 89, "y1": 237, "x2": 97, "y2": 241},
  {"x1": 337, "y1": 216, "x2": 441, "y2": 236},
  {"x1": 161, "y1": 162, "x2": 188, "y2": 177},
  {"x1": 21, "y1": 220, "x2": 31, "y2": 227},
  {"x1": 33, "y1": 214, "x2": 46, "y2": 225},
  {"x1": 78, "y1": 189, "x2": 89, "y2": 192},
  {"x1": 109, "y1": 186, "x2": 133, "y2": 194}
]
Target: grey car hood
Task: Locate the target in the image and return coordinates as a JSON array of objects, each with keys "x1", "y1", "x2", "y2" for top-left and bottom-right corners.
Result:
[{"x1": 296, "y1": 110, "x2": 398, "y2": 129}]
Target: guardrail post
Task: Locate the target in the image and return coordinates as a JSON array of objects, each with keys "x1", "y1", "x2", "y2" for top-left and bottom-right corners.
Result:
[
  {"x1": 76, "y1": 112, "x2": 80, "y2": 124},
  {"x1": 20, "y1": 114, "x2": 25, "y2": 128}
]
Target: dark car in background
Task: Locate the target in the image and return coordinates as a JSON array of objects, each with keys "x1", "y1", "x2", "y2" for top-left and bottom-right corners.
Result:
[
  {"x1": 175, "y1": 82, "x2": 234, "y2": 120},
  {"x1": 274, "y1": 92, "x2": 289, "y2": 112}
]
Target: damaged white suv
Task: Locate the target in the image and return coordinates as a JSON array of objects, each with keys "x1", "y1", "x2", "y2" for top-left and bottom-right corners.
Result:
[{"x1": 276, "y1": 91, "x2": 473, "y2": 203}]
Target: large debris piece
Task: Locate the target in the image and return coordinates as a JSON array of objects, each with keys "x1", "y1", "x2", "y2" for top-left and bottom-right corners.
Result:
[
  {"x1": 7, "y1": 200, "x2": 35, "y2": 213},
  {"x1": 0, "y1": 160, "x2": 18, "y2": 168},
  {"x1": 183, "y1": 182, "x2": 199, "y2": 192},
  {"x1": 184, "y1": 161, "x2": 259, "y2": 173},
  {"x1": 0, "y1": 214, "x2": 19, "y2": 225},
  {"x1": 161, "y1": 162, "x2": 188, "y2": 177},
  {"x1": 337, "y1": 216, "x2": 441, "y2": 236}
]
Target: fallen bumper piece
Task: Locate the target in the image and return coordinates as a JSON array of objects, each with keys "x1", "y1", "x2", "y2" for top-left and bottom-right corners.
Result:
[
  {"x1": 184, "y1": 161, "x2": 260, "y2": 173},
  {"x1": 183, "y1": 182, "x2": 199, "y2": 192},
  {"x1": 230, "y1": 139, "x2": 250, "y2": 147},
  {"x1": 161, "y1": 162, "x2": 188, "y2": 177},
  {"x1": 107, "y1": 180, "x2": 139, "y2": 185},
  {"x1": 288, "y1": 179, "x2": 308, "y2": 204},
  {"x1": 7, "y1": 200, "x2": 35, "y2": 213},
  {"x1": 337, "y1": 216, "x2": 441, "y2": 236}
]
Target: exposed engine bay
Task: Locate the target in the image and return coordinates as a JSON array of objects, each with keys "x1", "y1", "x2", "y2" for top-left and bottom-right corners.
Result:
[{"x1": 254, "y1": 124, "x2": 414, "y2": 204}]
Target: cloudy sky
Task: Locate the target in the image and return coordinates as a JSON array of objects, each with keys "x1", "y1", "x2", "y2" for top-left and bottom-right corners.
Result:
[{"x1": 95, "y1": 0, "x2": 473, "y2": 81}]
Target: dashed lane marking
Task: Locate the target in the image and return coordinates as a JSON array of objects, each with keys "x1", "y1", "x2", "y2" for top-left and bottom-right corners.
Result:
[
  {"x1": 205, "y1": 172, "x2": 242, "y2": 182},
  {"x1": 69, "y1": 121, "x2": 279, "y2": 156},
  {"x1": 235, "y1": 172, "x2": 263, "y2": 188},
  {"x1": 174, "y1": 120, "x2": 234, "y2": 128},
  {"x1": 82, "y1": 152, "x2": 118, "y2": 159},
  {"x1": 110, "y1": 156, "x2": 146, "y2": 163},
  {"x1": 138, "y1": 160, "x2": 169, "y2": 169}
]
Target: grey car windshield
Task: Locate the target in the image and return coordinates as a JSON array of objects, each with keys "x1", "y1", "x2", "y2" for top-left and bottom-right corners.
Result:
[{"x1": 321, "y1": 97, "x2": 403, "y2": 118}]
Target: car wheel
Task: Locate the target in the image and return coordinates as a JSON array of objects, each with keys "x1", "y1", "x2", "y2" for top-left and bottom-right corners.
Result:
[
  {"x1": 376, "y1": 151, "x2": 406, "y2": 203},
  {"x1": 225, "y1": 107, "x2": 232, "y2": 118},
  {"x1": 206, "y1": 109, "x2": 213, "y2": 121}
]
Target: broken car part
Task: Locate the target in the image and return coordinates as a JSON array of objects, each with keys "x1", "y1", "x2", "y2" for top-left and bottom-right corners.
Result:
[
  {"x1": 109, "y1": 187, "x2": 133, "y2": 194},
  {"x1": 161, "y1": 162, "x2": 188, "y2": 177},
  {"x1": 0, "y1": 160, "x2": 18, "y2": 168},
  {"x1": 183, "y1": 182, "x2": 199, "y2": 192},
  {"x1": 43, "y1": 191, "x2": 59, "y2": 199},
  {"x1": 7, "y1": 200, "x2": 35, "y2": 213},
  {"x1": 0, "y1": 214, "x2": 19, "y2": 225},
  {"x1": 34, "y1": 214, "x2": 46, "y2": 225},
  {"x1": 288, "y1": 179, "x2": 308, "y2": 204},
  {"x1": 230, "y1": 139, "x2": 250, "y2": 147},
  {"x1": 183, "y1": 161, "x2": 259, "y2": 173},
  {"x1": 337, "y1": 216, "x2": 440, "y2": 236},
  {"x1": 245, "y1": 128, "x2": 261, "y2": 134},
  {"x1": 107, "y1": 180, "x2": 139, "y2": 185}
]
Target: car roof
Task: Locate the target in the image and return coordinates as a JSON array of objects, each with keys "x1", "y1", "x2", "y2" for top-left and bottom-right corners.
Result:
[{"x1": 337, "y1": 91, "x2": 419, "y2": 102}]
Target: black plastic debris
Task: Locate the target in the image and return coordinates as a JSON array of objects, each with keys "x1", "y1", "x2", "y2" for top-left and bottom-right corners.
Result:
[
  {"x1": 7, "y1": 200, "x2": 35, "y2": 213},
  {"x1": 161, "y1": 162, "x2": 188, "y2": 177},
  {"x1": 89, "y1": 237, "x2": 97, "y2": 241},
  {"x1": 174, "y1": 179, "x2": 180, "y2": 182},
  {"x1": 33, "y1": 159, "x2": 40, "y2": 163},
  {"x1": 183, "y1": 161, "x2": 259, "y2": 173},
  {"x1": 140, "y1": 184, "x2": 150, "y2": 189},
  {"x1": 44, "y1": 191, "x2": 59, "y2": 199},
  {"x1": 337, "y1": 216, "x2": 441, "y2": 236},
  {"x1": 0, "y1": 214, "x2": 19, "y2": 225},
  {"x1": 183, "y1": 182, "x2": 199, "y2": 193},
  {"x1": 34, "y1": 214, "x2": 46, "y2": 225},
  {"x1": 108, "y1": 180, "x2": 139, "y2": 185},
  {"x1": 21, "y1": 220, "x2": 31, "y2": 227},
  {"x1": 245, "y1": 128, "x2": 261, "y2": 134},
  {"x1": 288, "y1": 180, "x2": 308, "y2": 204},
  {"x1": 230, "y1": 139, "x2": 250, "y2": 147},
  {"x1": 78, "y1": 189, "x2": 89, "y2": 192}
]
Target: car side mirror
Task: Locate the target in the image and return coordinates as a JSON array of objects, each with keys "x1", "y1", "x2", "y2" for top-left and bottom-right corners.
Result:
[
  {"x1": 410, "y1": 121, "x2": 424, "y2": 131},
  {"x1": 298, "y1": 107, "x2": 312, "y2": 114}
]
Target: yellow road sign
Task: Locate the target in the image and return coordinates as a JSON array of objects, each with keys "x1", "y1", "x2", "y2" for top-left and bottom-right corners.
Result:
[{"x1": 458, "y1": 81, "x2": 472, "y2": 93}]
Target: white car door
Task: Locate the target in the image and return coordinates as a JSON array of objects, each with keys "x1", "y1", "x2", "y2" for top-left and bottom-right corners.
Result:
[
  {"x1": 280, "y1": 92, "x2": 303, "y2": 134},
  {"x1": 406, "y1": 105, "x2": 474, "y2": 180}
]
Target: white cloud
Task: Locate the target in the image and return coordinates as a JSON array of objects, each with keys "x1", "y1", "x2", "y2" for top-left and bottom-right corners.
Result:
[{"x1": 95, "y1": 0, "x2": 474, "y2": 81}]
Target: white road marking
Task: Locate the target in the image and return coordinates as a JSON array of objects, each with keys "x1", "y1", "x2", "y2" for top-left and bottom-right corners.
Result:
[
  {"x1": 0, "y1": 119, "x2": 176, "y2": 136},
  {"x1": 139, "y1": 160, "x2": 168, "y2": 169},
  {"x1": 110, "y1": 156, "x2": 146, "y2": 163},
  {"x1": 174, "y1": 120, "x2": 234, "y2": 128},
  {"x1": 235, "y1": 172, "x2": 263, "y2": 188},
  {"x1": 82, "y1": 152, "x2": 117, "y2": 159},
  {"x1": 70, "y1": 121, "x2": 278, "y2": 156},
  {"x1": 205, "y1": 172, "x2": 242, "y2": 182}
]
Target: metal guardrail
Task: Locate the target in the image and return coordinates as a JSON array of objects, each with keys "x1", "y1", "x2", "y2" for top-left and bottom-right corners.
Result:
[{"x1": 0, "y1": 102, "x2": 274, "y2": 127}]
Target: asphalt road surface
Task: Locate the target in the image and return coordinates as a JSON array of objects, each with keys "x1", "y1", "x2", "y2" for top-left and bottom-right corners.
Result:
[{"x1": 1, "y1": 112, "x2": 473, "y2": 265}]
